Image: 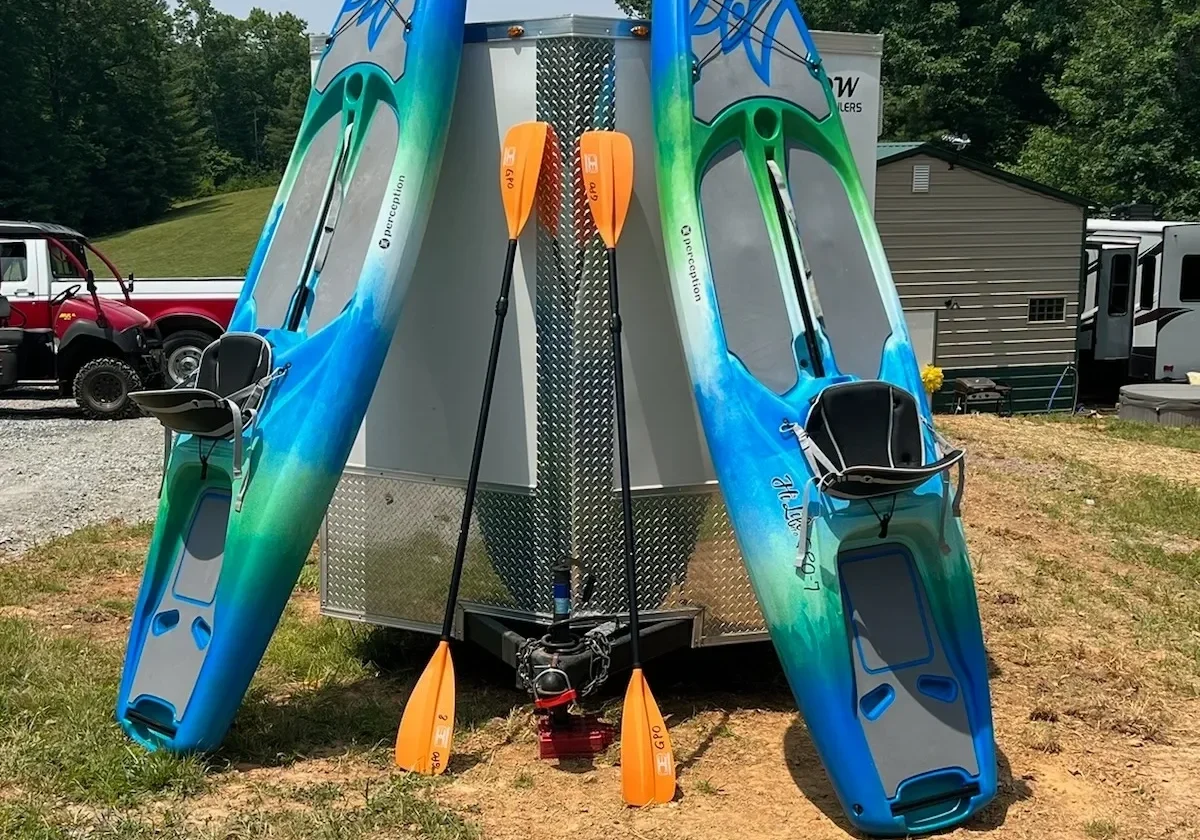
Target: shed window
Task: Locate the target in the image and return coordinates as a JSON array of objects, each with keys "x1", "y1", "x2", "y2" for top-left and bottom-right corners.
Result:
[
  {"x1": 1108, "y1": 253, "x2": 1132, "y2": 316},
  {"x1": 1139, "y1": 255, "x2": 1156, "y2": 309},
  {"x1": 1028, "y1": 297, "x2": 1066, "y2": 323},
  {"x1": 1182, "y1": 255, "x2": 1200, "y2": 302},
  {"x1": 911, "y1": 164, "x2": 930, "y2": 193}
]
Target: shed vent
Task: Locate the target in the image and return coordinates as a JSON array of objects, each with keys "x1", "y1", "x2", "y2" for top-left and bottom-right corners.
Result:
[{"x1": 912, "y1": 164, "x2": 931, "y2": 193}]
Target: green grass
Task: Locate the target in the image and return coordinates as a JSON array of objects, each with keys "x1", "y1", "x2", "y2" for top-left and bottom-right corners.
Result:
[
  {"x1": 1024, "y1": 412, "x2": 1200, "y2": 453},
  {"x1": 94, "y1": 187, "x2": 277, "y2": 278},
  {"x1": 0, "y1": 774, "x2": 478, "y2": 840},
  {"x1": 1084, "y1": 817, "x2": 1119, "y2": 839},
  {"x1": 0, "y1": 524, "x2": 481, "y2": 839}
]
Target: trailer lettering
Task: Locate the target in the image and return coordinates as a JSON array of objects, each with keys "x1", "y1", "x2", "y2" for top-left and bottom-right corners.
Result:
[
  {"x1": 833, "y1": 75, "x2": 864, "y2": 113},
  {"x1": 833, "y1": 75, "x2": 859, "y2": 98},
  {"x1": 378, "y1": 173, "x2": 407, "y2": 250}
]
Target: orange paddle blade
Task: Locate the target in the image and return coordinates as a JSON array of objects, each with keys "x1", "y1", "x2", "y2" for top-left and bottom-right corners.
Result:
[
  {"x1": 394, "y1": 640, "x2": 456, "y2": 775},
  {"x1": 500, "y1": 121, "x2": 551, "y2": 240},
  {"x1": 620, "y1": 668, "x2": 676, "y2": 806},
  {"x1": 579, "y1": 130, "x2": 634, "y2": 249}
]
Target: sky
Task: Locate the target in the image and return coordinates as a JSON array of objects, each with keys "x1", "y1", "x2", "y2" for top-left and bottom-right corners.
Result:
[{"x1": 209, "y1": 0, "x2": 629, "y2": 30}]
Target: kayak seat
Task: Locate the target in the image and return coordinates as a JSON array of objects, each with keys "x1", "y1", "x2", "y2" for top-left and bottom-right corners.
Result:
[
  {"x1": 782, "y1": 380, "x2": 966, "y2": 559},
  {"x1": 131, "y1": 332, "x2": 288, "y2": 510},
  {"x1": 803, "y1": 380, "x2": 965, "y2": 502}
]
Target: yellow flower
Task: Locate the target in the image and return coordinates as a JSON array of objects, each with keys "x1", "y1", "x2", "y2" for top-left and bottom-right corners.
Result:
[{"x1": 921, "y1": 364, "x2": 944, "y2": 395}]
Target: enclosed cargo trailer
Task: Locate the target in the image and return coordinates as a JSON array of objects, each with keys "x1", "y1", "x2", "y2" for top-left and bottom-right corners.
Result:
[{"x1": 317, "y1": 15, "x2": 884, "y2": 653}]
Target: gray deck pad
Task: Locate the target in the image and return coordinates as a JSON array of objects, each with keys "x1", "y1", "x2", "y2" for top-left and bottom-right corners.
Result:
[
  {"x1": 839, "y1": 544, "x2": 979, "y2": 798},
  {"x1": 126, "y1": 491, "x2": 230, "y2": 723},
  {"x1": 787, "y1": 144, "x2": 891, "y2": 380},
  {"x1": 315, "y1": 0, "x2": 415, "y2": 93},
  {"x1": 252, "y1": 120, "x2": 342, "y2": 330},
  {"x1": 700, "y1": 142, "x2": 798, "y2": 395},
  {"x1": 691, "y1": 0, "x2": 829, "y2": 125},
  {"x1": 307, "y1": 104, "x2": 400, "y2": 334}
]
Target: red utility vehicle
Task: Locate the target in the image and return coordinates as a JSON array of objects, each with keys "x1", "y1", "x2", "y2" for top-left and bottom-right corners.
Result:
[{"x1": 0, "y1": 221, "x2": 241, "y2": 419}]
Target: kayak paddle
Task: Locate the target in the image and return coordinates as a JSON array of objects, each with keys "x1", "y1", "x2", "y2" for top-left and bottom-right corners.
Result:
[
  {"x1": 579, "y1": 129, "x2": 677, "y2": 806},
  {"x1": 394, "y1": 119, "x2": 551, "y2": 775}
]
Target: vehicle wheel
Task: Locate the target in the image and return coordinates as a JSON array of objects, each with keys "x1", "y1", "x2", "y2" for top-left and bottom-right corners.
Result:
[
  {"x1": 73, "y1": 358, "x2": 144, "y2": 421},
  {"x1": 163, "y1": 330, "x2": 216, "y2": 387}
]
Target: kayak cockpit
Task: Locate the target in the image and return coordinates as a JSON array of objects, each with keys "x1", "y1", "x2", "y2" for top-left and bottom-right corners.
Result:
[{"x1": 131, "y1": 331, "x2": 288, "y2": 510}]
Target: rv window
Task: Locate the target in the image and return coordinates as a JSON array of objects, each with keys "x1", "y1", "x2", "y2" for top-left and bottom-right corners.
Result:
[
  {"x1": 1139, "y1": 255, "x2": 1156, "y2": 310},
  {"x1": 1108, "y1": 253, "x2": 1132, "y2": 316},
  {"x1": 1181, "y1": 255, "x2": 1200, "y2": 302},
  {"x1": 1028, "y1": 296, "x2": 1066, "y2": 323}
]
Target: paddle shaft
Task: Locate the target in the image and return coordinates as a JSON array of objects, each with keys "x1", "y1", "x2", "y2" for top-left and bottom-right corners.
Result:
[
  {"x1": 605, "y1": 246, "x2": 642, "y2": 669},
  {"x1": 768, "y1": 173, "x2": 825, "y2": 379},
  {"x1": 440, "y1": 237, "x2": 518, "y2": 640},
  {"x1": 286, "y1": 130, "x2": 353, "y2": 332}
]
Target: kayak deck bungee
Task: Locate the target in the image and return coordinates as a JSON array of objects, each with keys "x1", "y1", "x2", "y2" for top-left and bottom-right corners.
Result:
[
  {"x1": 115, "y1": 0, "x2": 468, "y2": 753},
  {"x1": 650, "y1": 0, "x2": 996, "y2": 834}
]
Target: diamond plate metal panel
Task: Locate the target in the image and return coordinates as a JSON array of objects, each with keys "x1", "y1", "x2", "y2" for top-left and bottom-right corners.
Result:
[
  {"x1": 323, "y1": 470, "x2": 534, "y2": 626},
  {"x1": 320, "y1": 32, "x2": 772, "y2": 643},
  {"x1": 535, "y1": 36, "x2": 626, "y2": 615},
  {"x1": 634, "y1": 489, "x2": 765, "y2": 637}
]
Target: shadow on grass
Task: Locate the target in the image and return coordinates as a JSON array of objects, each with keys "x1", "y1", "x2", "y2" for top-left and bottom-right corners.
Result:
[
  {"x1": 218, "y1": 626, "x2": 524, "y2": 770},
  {"x1": 145, "y1": 196, "x2": 231, "y2": 226}
]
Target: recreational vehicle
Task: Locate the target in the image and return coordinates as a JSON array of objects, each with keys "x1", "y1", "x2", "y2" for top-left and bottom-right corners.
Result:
[{"x1": 1083, "y1": 218, "x2": 1200, "y2": 388}]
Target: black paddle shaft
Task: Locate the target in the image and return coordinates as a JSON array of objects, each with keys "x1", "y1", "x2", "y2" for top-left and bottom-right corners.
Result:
[
  {"x1": 606, "y1": 247, "x2": 643, "y2": 669},
  {"x1": 440, "y1": 237, "x2": 518, "y2": 640}
]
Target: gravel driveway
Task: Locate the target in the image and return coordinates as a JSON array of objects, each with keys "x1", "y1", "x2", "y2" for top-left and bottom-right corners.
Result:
[{"x1": 0, "y1": 389, "x2": 163, "y2": 554}]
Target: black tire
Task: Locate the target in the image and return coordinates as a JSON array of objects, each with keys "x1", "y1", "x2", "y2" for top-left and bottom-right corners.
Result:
[
  {"x1": 73, "y1": 358, "x2": 144, "y2": 420},
  {"x1": 162, "y1": 329, "x2": 216, "y2": 387}
]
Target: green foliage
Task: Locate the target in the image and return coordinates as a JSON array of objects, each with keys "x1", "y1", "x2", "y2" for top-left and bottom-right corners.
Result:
[
  {"x1": 622, "y1": 0, "x2": 1200, "y2": 215},
  {"x1": 7, "y1": 0, "x2": 1200, "y2": 238},
  {"x1": 0, "y1": 0, "x2": 309, "y2": 236}
]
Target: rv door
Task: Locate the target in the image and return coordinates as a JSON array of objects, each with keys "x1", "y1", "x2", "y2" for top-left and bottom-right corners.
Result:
[
  {"x1": 1156, "y1": 224, "x2": 1200, "y2": 380},
  {"x1": 1078, "y1": 245, "x2": 1099, "y2": 351},
  {"x1": 1094, "y1": 243, "x2": 1136, "y2": 361}
]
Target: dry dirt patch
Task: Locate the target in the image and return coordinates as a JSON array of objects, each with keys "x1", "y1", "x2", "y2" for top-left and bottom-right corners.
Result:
[{"x1": 6, "y1": 418, "x2": 1200, "y2": 839}]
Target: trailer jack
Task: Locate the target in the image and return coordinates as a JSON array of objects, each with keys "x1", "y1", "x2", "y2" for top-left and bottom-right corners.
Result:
[{"x1": 459, "y1": 566, "x2": 696, "y2": 763}]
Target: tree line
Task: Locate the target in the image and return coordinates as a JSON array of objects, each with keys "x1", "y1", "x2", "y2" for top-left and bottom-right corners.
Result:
[
  {"x1": 0, "y1": 0, "x2": 312, "y2": 236},
  {"x1": 3, "y1": 0, "x2": 1198, "y2": 235},
  {"x1": 620, "y1": 0, "x2": 1200, "y2": 219}
]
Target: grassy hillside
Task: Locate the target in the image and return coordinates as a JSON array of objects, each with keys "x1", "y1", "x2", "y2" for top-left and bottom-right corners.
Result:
[{"x1": 94, "y1": 186, "x2": 276, "y2": 278}]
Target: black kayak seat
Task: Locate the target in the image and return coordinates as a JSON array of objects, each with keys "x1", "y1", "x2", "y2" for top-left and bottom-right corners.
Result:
[
  {"x1": 131, "y1": 332, "x2": 285, "y2": 510},
  {"x1": 803, "y1": 380, "x2": 965, "y2": 502},
  {"x1": 782, "y1": 379, "x2": 967, "y2": 560}
]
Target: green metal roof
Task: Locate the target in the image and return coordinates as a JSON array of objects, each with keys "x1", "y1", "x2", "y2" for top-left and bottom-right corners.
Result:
[
  {"x1": 876, "y1": 142, "x2": 923, "y2": 160},
  {"x1": 875, "y1": 141, "x2": 1092, "y2": 207}
]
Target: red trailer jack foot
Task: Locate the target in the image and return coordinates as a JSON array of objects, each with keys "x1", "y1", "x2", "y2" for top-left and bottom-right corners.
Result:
[{"x1": 534, "y1": 689, "x2": 615, "y2": 760}]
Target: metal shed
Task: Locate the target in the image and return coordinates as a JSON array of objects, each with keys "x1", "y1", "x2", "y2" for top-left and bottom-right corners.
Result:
[{"x1": 875, "y1": 142, "x2": 1090, "y2": 413}]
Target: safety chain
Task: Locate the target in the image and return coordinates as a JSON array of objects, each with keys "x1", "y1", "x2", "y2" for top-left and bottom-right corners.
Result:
[{"x1": 515, "y1": 625, "x2": 614, "y2": 700}]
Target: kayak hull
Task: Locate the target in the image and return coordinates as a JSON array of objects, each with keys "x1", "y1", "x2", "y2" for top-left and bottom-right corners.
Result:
[
  {"x1": 116, "y1": 0, "x2": 468, "y2": 753},
  {"x1": 649, "y1": 0, "x2": 996, "y2": 834}
]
